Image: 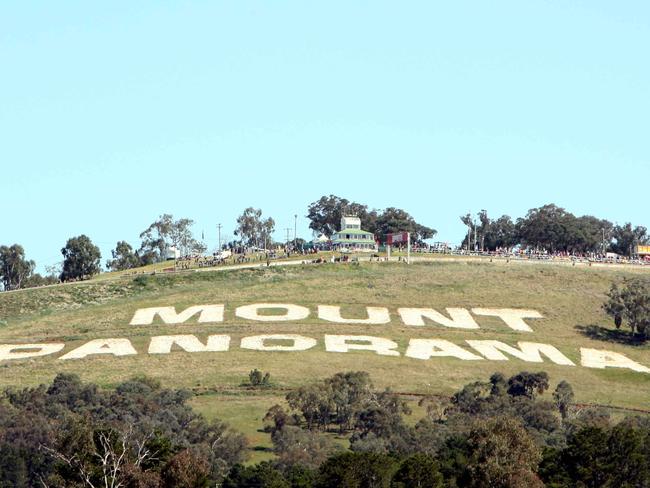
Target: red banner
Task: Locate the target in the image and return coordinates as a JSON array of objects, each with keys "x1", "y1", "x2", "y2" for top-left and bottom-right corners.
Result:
[{"x1": 387, "y1": 232, "x2": 409, "y2": 245}]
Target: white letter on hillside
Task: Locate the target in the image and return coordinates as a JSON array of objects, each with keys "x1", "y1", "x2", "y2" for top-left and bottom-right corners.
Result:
[
  {"x1": 471, "y1": 308, "x2": 543, "y2": 332},
  {"x1": 235, "y1": 303, "x2": 310, "y2": 322},
  {"x1": 0, "y1": 343, "x2": 65, "y2": 361},
  {"x1": 130, "y1": 305, "x2": 224, "y2": 325},
  {"x1": 398, "y1": 308, "x2": 479, "y2": 329},
  {"x1": 580, "y1": 348, "x2": 650, "y2": 373},
  {"x1": 466, "y1": 340, "x2": 575, "y2": 365},
  {"x1": 59, "y1": 339, "x2": 137, "y2": 360},
  {"x1": 405, "y1": 339, "x2": 482, "y2": 361},
  {"x1": 240, "y1": 334, "x2": 317, "y2": 351},
  {"x1": 324, "y1": 335, "x2": 400, "y2": 356},
  {"x1": 148, "y1": 335, "x2": 230, "y2": 354},
  {"x1": 318, "y1": 306, "x2": 390, "y2": 324}
]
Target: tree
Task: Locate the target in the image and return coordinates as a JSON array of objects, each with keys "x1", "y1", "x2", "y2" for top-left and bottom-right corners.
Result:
[
  {"x1": 374, "y1": 208, "x2": 435, "y2": 245},
  {"x1": 284, "y1": 465, "x2": 318, "y2": 488},
  {"x1": 513, "y1": 204, "x2": 618, "y2": 254},
  {"x1": 553, "y1": 381, "x2": 574, "y2": 421},
  {"x1": 326, "y1": 371, "x2": 373, "y2": 433},
  {"x1": 460, "y1": 212, "x2": 518, "y2": 251},
  {"x1": 160, "y1": 449, "x2": 210, "y2": 488},
  {"x1": 540, "y1": 424, "x2": 650, "y2": 487},
  {"x1": 0, "y1": 244, "x2": 35, "y2": 291},
  {"x1": 286, "y1": 383, "x2": 333, "y2": 431},
  {"x1": 356, "y1": 389, "x2": 411, "y2": 437},
  {"x1": 316, "y1": 452, "x2": 398, "y2": 488},
  {"x1": 306, "y1": 195, "x2": 435, "y2": 244},
  {"x1": 139, "y1": 213, "x2": 174, "y2": 261},
  {"x1": 306, "y1": 195, "x2": 373, "y2": 238},
  {"x1": 465, "y1": 417, "x2": 543, "y2": 487},
  {"x1": 223, "y1": 462, "x2": 289, "y2": 488},
  {"x1": 234, "y1": 208, "x2": 275, "y2": 248},
  {"x1": 611, "y1": 223, "x2": 649, "y2": 257},
  {"x1": 41, "y1": 418, "x2": 167, "y2": 488},
  {"x1": 489, "y1": 215, "x2": 517, "y2": 250},
  {"x1": 271, "y1": 425, "x2": 339, "y2": 470},
  {"x1": 189, "y1": 240, "x2": 207, "y2": 255},
  {"x1": 263, "y1": 405, "x2": 299, "y2": 434},
  {"x1": 139, "y1": 215, "x2": 200, "y2": 260},
  {"x1": 516, "y1": 204, "x2": 575, "y2": 253},
  {"x1": 60, "y1": 235, "x2": 101, "y2": 281},
  {"x1": 572, "y1": 215, "x2": 614, "y2": 254},
  {"x1": 106, "y1": 241, "x2": 140, "y2": 272},
  {"x1": 169, "y1": 218, "x2": 194, "y2": 254},
  {"x1": 392, "y1": 453, "x2": 443, "y2": 488},
  {"x1": 460, "y1": 213, "x2": 475, "y2": 250},
  {"x1": 506, "y1": 372, "x2": 550, "y2": 399},
  {"x1": 603, "y1": 278, "x2": 650, "y2": 339}
]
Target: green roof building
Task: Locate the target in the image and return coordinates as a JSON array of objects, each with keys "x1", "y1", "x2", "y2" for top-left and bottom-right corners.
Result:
[{"x1": 331, "y1": 216, "x2": 377, "y2": 251}]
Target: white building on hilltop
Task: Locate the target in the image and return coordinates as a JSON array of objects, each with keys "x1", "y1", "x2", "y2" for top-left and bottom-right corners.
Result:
[{"x1": 331, "y1": 216, "x2": 377, "y2": 251}]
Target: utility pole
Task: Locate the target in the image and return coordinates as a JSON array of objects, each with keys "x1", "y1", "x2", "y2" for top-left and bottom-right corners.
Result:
[
  {"x1": 407, "y1": 232, "x2": 411, "y2": 264},
  {"x1": 466, "y1": 211, "x2": 471, "y2": 252},
  {"x1": 294, "y1": 214, "x2": 297, "y2": 249},
  {"x1": 217, "y1": 223, "x2": 222, "y2": 251},
  {"x1": 285, "y1": 228, "x2": 291, "y2": 251}
]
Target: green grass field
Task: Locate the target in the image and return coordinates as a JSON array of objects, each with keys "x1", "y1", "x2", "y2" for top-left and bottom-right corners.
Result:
[{"x1": 1, "y1": 258, "x2": 649, "y2": 462}]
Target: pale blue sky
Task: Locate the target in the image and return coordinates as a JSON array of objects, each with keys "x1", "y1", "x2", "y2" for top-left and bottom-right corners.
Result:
[{"x1": 1, "y1": 1, "x2": 648, "y2": 271}]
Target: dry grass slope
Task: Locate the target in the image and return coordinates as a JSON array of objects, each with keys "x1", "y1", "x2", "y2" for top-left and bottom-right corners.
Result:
[{"x1": 1, "y1": 259, "x2": 649, "y2": 461}]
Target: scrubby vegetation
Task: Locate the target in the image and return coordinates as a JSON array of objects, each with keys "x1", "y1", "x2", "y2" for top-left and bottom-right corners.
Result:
[
  {"x1": 1, "y1": 371, "x2": 648, "y2": 487},
  {"x1": 224, "y1": 370, "x2": 650, "y2": 487},
  {"x1": 0, "y1": 374, "x2": 246, "y2": 487}
]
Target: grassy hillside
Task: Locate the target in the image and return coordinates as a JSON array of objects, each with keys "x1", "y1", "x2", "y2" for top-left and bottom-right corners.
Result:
[{"x1": 1, "y1": 259, "x2": 649, "y2": 461}]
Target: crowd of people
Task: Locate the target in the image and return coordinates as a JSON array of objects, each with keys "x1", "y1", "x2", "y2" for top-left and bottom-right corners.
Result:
[
  {"x1": 144, "y1": 243, "x2": 650, "y2": 276},
  {"x1": 448, "y1": 247, "x2": 650, "y2": 265}
]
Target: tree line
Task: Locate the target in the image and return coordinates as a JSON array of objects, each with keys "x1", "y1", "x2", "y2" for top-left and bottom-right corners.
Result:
[
  {"x1": 459, "y1": 204, "x2": 648, "y2": 256},
  {"x1": 2, "y1": 370, "x2": 648, "y2": 487},
  {"x1": 226, "y1": 370, "x2": 650, "y2": 487},
  {"x1": 2, "y1": 200, "x2": 648, "y2": 291},
  {"x1": 0, "y1": 214, "x2": 205, "y2": 290},
  {"x1": 0, "y1": 196, "x2": 435, "y2": 290}
]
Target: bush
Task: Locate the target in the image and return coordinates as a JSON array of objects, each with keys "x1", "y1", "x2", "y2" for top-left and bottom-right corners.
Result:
[{"x1": 248, "y1": 369, "x2": 271, "y2": 387}]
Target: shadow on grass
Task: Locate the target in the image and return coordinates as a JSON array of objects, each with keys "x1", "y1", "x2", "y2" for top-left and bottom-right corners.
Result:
[{"x1": 575, "y1": 324, "x2": 647, "y2": 347}]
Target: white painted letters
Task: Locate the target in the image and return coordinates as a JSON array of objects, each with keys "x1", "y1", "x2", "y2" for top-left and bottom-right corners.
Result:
[
  {"x1": 60, "y1": 339, "x2": 137, "y2": 360},
  {"x1": 324, "y1": 335, "x2": 400, "y2": 356},
  {"x1": 318, "y1": 306, "x2": 390, "y2": 324},
  {"x1": 130, "y1": 305, "x2": 224, "y2": 325},
  {"x1": 466, "y1": 340, "x2": 575, "y2": 365},
  {"x1": 236, "y1": 304, "x2": 310, "y2": 322},
  {"x1": 148, "y1": 335, "x2": 230, "y2": 354},
  {"x1": 240, "y1": 334, "x2": 317, "y2": 351},
  {"x1": 471, "y1": 308, "x2": 543, "y2": 332},
  {"x1": 398, "y1": 308, "x2": 479, "y2": 329},
  {"x1": 580, "y1": 348, "x2": 650, "y2": 373},
  {"x1": 405, "y1": 339, "x2": 482, "y2": 361},
  {"x1": 0, "y1": 343, "x2": 65, "y2": 361},
  {"x1": 6, "y1": 300, "x2": 647, "y2": 378}
]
